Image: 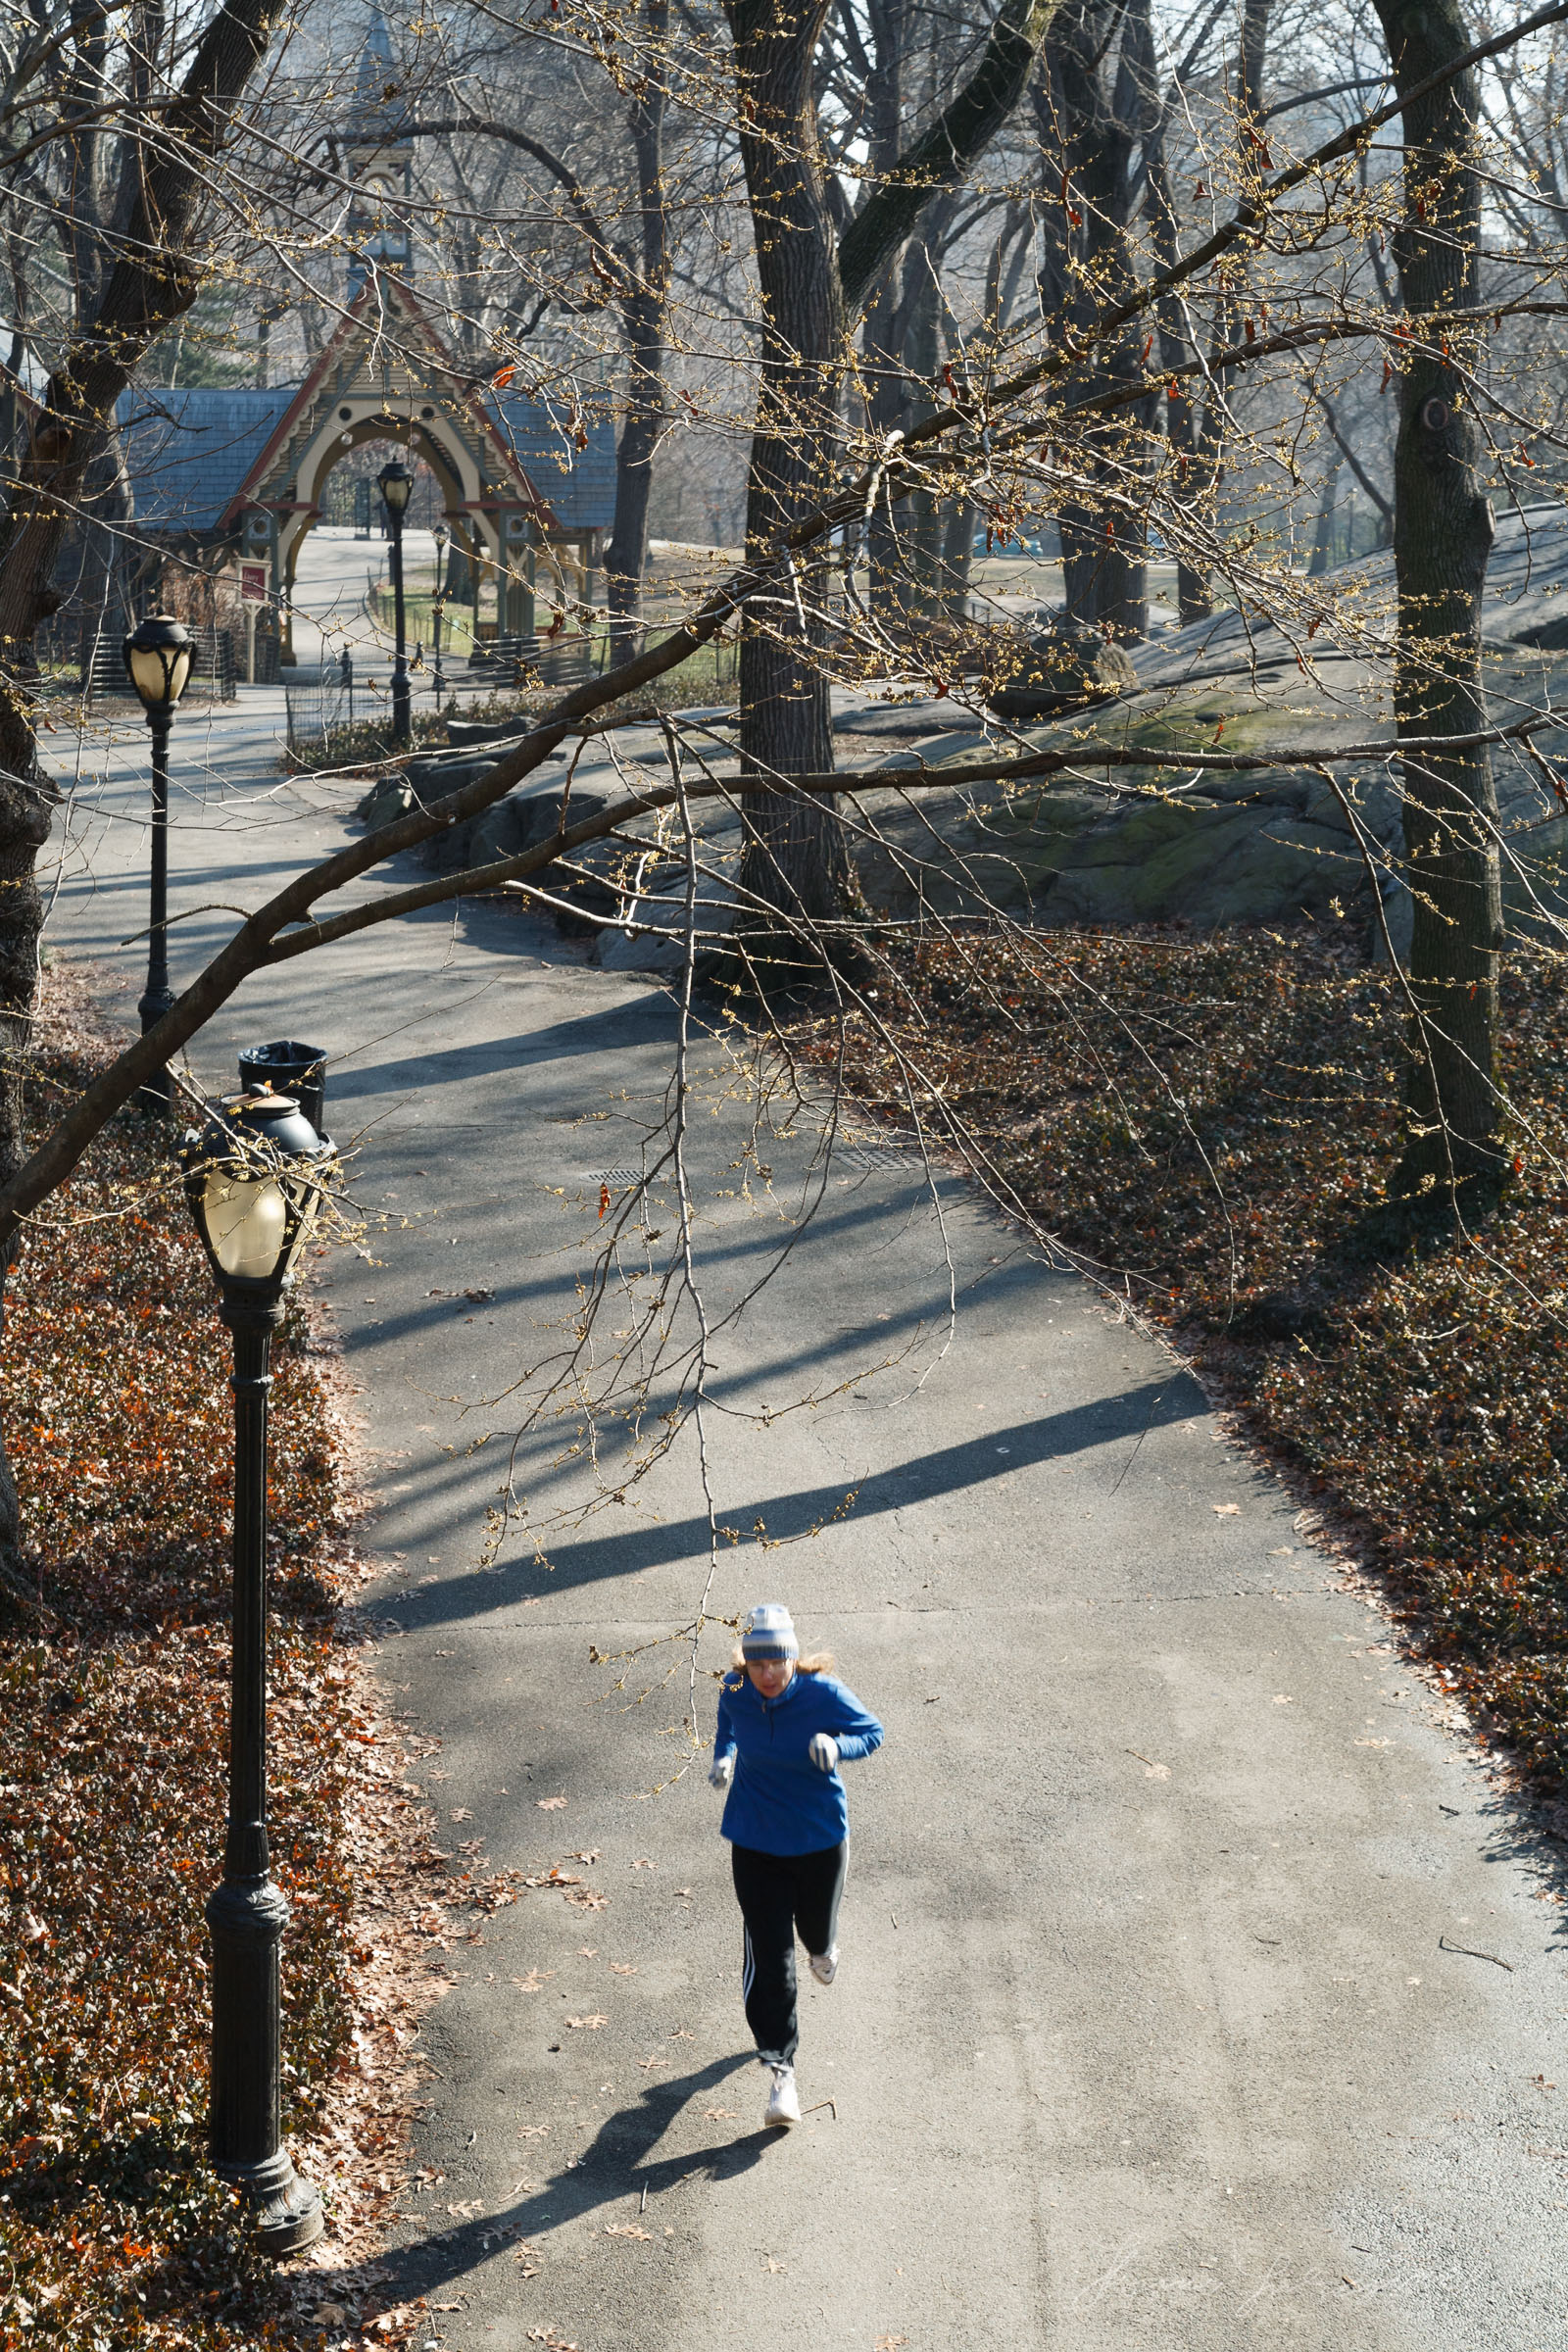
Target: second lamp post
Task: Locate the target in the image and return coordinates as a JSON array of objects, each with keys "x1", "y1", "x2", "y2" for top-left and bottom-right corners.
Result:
[
  {"x1": 377, "y1": 458, "x2": 413, "y2": 746},
  {"x1": 430, "y1": 518, "x2": 448, "y2": 704},
  {"x1": 122, "y1": 613, "x2": 194, "y2": 1107},
  {"x1": 181, "y1": 1086, "x2": 334, "y2": 2254}
]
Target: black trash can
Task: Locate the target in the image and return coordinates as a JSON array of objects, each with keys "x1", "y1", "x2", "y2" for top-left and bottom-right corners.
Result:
[{"x1": 237, "y1": 1039, "x2": 328, "y2": 1139}]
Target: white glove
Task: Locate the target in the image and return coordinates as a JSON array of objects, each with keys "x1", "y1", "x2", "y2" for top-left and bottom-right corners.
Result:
[
  {"x1": 808, "y1": 1733, "x2": 840, "y2": 1774},
  {"x1": 710, "y1": 1752, "x2": 735, "y2": 1790}
]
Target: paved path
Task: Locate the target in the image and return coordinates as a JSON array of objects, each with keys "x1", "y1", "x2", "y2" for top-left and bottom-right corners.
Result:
[{"x1": 40, "y1": 702, "x2": 1568, "y2": 2351}]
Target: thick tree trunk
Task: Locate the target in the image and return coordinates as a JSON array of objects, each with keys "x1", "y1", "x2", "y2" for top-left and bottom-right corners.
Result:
[
  {"x1": 1145, "y1": 0, "x2": 1269, "y2": 626},
  {"x1": 725, "y1": 0, "x2": 1058, "y2": 936},
  {"x1": 1372, "y1": 0, "x2": 1503, "y2": 1203},
  {"x1": 1035, "y1": 0, "x2": 1155, "y2": 641},
  {"x1": 605, "y1": 291, "x2": 667, "y2": 661},
  {"x1": 726, "y1": 0, "x2": 854, "y2": 935}
]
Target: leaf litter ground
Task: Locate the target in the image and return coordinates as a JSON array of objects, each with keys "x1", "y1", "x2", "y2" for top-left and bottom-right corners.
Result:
[
  {"x1": 0, "y1": 963, "x2": 487, "y2": 2351},
  {"x1": 789, "y1": 924, "x2": 1568, "y2": 1797}
]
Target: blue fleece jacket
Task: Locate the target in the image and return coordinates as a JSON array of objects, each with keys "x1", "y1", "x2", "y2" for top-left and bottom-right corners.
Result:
[{"x1": 713, "y1": 1669, "x2": 884, "y2": 1855}]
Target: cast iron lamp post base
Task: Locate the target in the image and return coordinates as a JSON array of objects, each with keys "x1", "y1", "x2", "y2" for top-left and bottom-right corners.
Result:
[{"x1": 206, "y1": 1292, "x2": 323, "y2": 2255}]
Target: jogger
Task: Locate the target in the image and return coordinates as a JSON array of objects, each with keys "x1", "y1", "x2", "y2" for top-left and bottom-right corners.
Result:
[{"x1": 709, "y1": 1602, "x2": 884, "y2": 2128}]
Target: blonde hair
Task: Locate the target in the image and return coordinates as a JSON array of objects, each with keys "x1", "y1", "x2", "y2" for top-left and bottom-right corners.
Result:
[{"x1": 731, "y1": 1647, "x2": 835, "y2": 1676}]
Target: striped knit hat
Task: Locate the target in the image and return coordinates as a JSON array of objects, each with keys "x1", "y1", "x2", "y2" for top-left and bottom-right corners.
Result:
[{"x1": 740, "y1": 1602, "x2": 799, "y2": 1662}]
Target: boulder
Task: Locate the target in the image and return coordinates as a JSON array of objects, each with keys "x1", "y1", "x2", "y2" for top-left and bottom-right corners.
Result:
[
  {"x1": 987, "y1": 614, "x2": 1138, "y2": 722},
  {"x1": 354, "y1": 774, "x2": 416, "y2": 827}
]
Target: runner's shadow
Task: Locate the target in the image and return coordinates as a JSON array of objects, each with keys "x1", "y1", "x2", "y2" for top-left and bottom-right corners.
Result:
[{"x1": 380, "y1": 2052, "x2": 766, "y2": 2300}]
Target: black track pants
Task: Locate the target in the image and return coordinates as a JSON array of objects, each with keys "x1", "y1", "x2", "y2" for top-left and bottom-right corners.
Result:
[{"x1": 730, "y1": 1840, "x2": 847, "y2": 2068}]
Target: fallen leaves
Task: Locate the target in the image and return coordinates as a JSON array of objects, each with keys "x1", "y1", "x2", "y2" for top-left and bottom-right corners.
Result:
[
  {"x1": 606, "y1": 2222, "x2": 653, "y2": 2239},
  {"x1": 787, "y1": 930, "x2": 1568, "y2": 1803},
  {"x1": 0, "y1": 968, "x2": 453, "y2": 2350},
  {"x1": 564, "y1": 2014, "x2": 609, "y2": 2030},
  {"x1": 536, "y1": 1796, "x2": 568, "y2": 1811}
]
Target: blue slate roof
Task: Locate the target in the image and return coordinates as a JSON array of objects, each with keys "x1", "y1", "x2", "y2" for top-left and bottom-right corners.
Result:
[
  {"x1": 117, "y1": 387, "x2": 295, "y2": 536},
  {"x1": 116, "y1": 382, "x2": 618, "y2": 538},
  {"x1": 487, "y1": 395, "x2": 617, "y2": 531}
]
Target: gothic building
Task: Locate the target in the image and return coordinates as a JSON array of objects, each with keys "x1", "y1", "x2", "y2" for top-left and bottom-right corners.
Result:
[{"x1": 81, "y1": 8, "x2": 614, "y2": 678}]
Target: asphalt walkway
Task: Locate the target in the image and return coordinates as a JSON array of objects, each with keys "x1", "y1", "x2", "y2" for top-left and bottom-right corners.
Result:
[{"x1": 39, "y1": 695, "x2": 1568, "y2": 2352}]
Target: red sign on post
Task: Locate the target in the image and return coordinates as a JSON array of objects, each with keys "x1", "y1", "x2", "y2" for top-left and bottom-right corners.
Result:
[{"x1": 240, "y1": 564, "x2": 268, "y2": 604}]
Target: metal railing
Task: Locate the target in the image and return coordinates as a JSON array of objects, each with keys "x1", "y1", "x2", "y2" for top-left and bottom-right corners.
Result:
[{"x1": 283, "y1": 663, "x2": 356, "y2": 755}]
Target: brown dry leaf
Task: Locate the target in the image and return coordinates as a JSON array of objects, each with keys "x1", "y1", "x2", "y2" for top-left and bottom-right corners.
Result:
[
  {"x1": 610, "y1": 1962, "x2": 639, "y2": 1975},
  {"x1": 536, "y1": 1796, "x2": 568, "y2": 1811},
  {"x1": 565, "y1": 2014, "x2": 609, "y2": 2030},
  {"x1": 704, "y1": 2107, "x2": 739, "y2": 2120},
  {"x1": 875, "y1": 2338, "x2": 909, "y2": 2351},
  {"x1": 1212, "y1": 1502, "x2": 1242, "y2": 1516},
  {"x1": 636, "y1": 2055, "x2": 665, "y2": 2069},
  {"x1": 513, "y1": 1970, "x2": 556, "y2": 1991},
  {"x1": 606, "y1": 2223, "x2": 653, "y2": 2240}
]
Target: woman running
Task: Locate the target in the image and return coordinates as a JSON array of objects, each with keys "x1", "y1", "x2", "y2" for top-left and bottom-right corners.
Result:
[{"x1": 709, "y1": 1602, "x2": 884, "y2": 2128}]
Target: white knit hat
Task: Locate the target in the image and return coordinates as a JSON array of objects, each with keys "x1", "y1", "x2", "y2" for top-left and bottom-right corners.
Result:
[{"x1": 740, "y1": 1602, "x2": 799, "y2": 1662}]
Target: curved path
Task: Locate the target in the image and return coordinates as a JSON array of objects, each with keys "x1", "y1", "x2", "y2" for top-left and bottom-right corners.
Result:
[{"x1": 40, "y1": 696, "x2": 1567, "y2": 2352}]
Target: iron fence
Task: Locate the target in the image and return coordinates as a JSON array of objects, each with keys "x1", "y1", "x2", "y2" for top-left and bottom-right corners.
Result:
[{"x1": 283, "y1": 667, "x2": 356, "y2": 754}]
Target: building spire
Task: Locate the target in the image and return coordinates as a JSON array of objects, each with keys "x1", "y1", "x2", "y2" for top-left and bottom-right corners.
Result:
[{"x1": 345, "y1": 6, "x2": 414, "y2": 295}]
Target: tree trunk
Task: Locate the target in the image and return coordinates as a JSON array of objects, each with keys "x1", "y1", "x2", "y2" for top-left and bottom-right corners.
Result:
[
  {"x1": 1372, "y1": 0, "x2": 1503, "y2": 1204},
  {"x1": 1035, "y1": 0, "x2": 1155, "y2": 641},
  {"x1": 1306, "y1": 456, "x2": 1343, "y2": 576},
  {"x1": 0, "y1": 0, "x2": 291, "y2": 1562},
  {"x1": 605, "y1": 1, "x2": 671, "y2": 662},
  {"x1": 726, "y1": 0, "x2": 854, "y2": 936},
  {"x1": 1146, "y1": 0, "x2": 1269, "y2": 626},
  {"x1": 725, "y1": 0, "x2": 1059, "y2": 936},
  {"x1": 605, "y1": 288, "x2": 667, "y2": 661},
  {"x1": 865, "y1": 226, "x2": 952, "y2": 625}
]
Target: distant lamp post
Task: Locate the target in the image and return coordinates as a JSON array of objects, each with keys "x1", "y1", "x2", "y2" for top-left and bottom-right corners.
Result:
[
  {"x1": 180, "y1": 1087, "x2": 334, "y2": 2256},
  {"x1": 122, "y1": 613, "x2": 193, "y2": 1106},
  {"x1": 431, "y1": 519, "x2": 449, "y2": 702},
  {"x1": 377, "y1": 459, "x2": 413, "y2": 745}
]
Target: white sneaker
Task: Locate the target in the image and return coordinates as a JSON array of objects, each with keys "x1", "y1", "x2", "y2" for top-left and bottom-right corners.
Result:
[
  {"x1": 763, "y1": 2063, "x2": 801, "y2": 2129},
  {"x1": 808, "y1": 1945, "x2": 838, "y2": 1986}
]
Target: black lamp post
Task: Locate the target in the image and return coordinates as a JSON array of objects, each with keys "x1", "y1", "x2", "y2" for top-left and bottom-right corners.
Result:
[
  {"x1": 431, "y1": 519, "x2": 448, "y2": 703},
  {"x1": 122, "y1": 614, "x2": 193, "y2": 1107},
  {"x1": 377, "y1": 459, "x2": 413, "y2": 745},
  {"x1": 180, "y1": 1088, "x2": 334, "y2": 2255}
]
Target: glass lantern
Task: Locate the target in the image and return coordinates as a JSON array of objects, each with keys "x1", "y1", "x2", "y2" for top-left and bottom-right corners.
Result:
[
  {"x1": 122, "y1": 613, "x2": 194, "y2": 710},
  {"x1": 181, "y1": 1090, "x2": 333, "y2": 1303}
]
